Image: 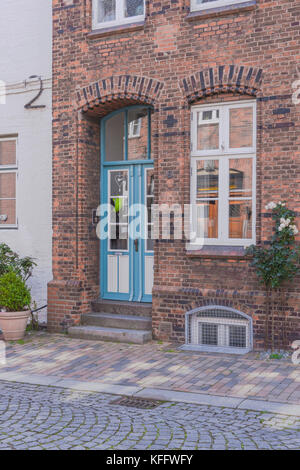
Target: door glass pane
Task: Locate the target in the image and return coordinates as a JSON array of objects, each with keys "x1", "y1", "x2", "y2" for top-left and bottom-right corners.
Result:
[
  {"x1": 196, "y1": 201, "x2": 218, "y2": 239},
  {"x1": 197, "y1": 160, "x2": 218, "y2": 198},
  {"x1": 147, "y1": 229, "x2": 154, "y2": 251},
  {"x1": 0, "y1": 173, "x2": 16, "y2": 198},
  {"x1": 97, "y1": 0, "x2": 116, "y2": 23},
  {"x1": 229, "y1": 200, "x2": 252, "y2": 239},
  {"x1": 109, "y1": 225, "x2": 128, "y2": 251},
  {"x1": 0, "y1": 199, "x2": 16, "y2": 225},
  {"x1": 146, "y1": 169, "x2": 154, "y2": 251},
  {"x1": 0, "y1": 140, "x2": 16, "y2": 166},
  {"x1": 229, "y1": 158, "x2": 252, "y2": 197},
  {"x1": 110, "y1": 170, "x2": 128, "y2": 196},
  {"x1": 197, "y1": 109, "x2": 219, "y2": 151},
  {"x1": 128, "y1": 108, "x2": 148, "y2": 160},
  {"x1": 125, "y1": 0, "x2": 144, "y2": 17},
  {"x1": 110, "y1": 198, "x2": 128, "y2": 224},
  {"x1": 105, "y1": 112, "x2": 125, "y2": 161},
  {"x1": 229, "y1": 106, "x2": 253, "y2": 148},
  {"x1": 146, "y1": 169, "x2": 154, "y2": 220},
  {"x1": 109, "y1": 170, "x2": 128, "y2": 250}
]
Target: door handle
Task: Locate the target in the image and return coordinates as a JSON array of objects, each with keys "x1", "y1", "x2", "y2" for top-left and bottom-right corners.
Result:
[{"x1": 134, "y1": 239, "x2": 139, "y2": 252}]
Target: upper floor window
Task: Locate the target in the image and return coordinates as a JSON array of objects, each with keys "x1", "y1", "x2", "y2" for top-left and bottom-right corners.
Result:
[
  {"x1": 191, "y1": 0, "x2": 249, "y2": 12},
  {"x1": 92, "y1": 0, "x2": 145, "y2": 29},
  {"x1": 190, "y1": 101, "x2": 256, "y2": 247},
  {"x1": 0, "y1": 138, "x2": 18, "y2": 228}
]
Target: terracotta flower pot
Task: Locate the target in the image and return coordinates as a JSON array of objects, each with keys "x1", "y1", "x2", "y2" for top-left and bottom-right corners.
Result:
[{"x1": 0, "y1": 311, "x2": 30, "y2": 341}]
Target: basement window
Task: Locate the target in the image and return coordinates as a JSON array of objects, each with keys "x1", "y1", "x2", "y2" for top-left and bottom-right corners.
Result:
[
  {"x1": 182, "y1": 306, "x2": 252, "y2": 354},
  {"x1": 92, "y1": 0, "x2": 145, "y2": 30}
]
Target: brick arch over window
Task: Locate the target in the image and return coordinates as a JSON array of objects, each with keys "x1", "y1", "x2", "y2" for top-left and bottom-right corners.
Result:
[
  {"x1": 76, "y1": 75, "x2": 164, "y2": 116},
  {"x1": 180, "y1": 65, "x2": 263, "y2": 104}
]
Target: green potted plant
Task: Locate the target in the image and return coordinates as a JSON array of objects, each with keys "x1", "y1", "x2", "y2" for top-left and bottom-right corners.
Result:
[
  {"x1": 0, "y1": 270, "x2": 32, "y2": 340},
  {"x1": 0, "y1": 243, "x2": 36, "y2": 281}
]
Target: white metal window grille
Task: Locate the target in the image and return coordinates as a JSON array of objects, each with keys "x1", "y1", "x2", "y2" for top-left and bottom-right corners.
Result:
[
  {"x1": 0, "y1": 137, "x2": 18, "y2": 228},
  {"x1": 182, "y1": 306, "x2": 253, "y2": 354},
  {"x1": 189, "y1": 100, "x2": 256, "y2": 247},
  {"x1": 191, "y1": 0, "x2": 250, "y2": 12},
  {"x1": 92, "y1": 0, "x2": 145, "y2": 30}
]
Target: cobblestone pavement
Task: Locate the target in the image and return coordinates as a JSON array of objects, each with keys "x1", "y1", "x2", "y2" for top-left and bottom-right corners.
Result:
[
  {"x1": 0, "y1": 381, "x2": 299, "y2": 450},
  {"x1": 2, "y1": 333, "x2": 300, "y2": 404}
]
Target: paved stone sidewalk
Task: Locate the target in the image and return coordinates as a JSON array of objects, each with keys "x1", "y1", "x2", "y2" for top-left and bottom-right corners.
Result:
[
  {"x1": 0, "y1": 380, "x2": 299, "y2": 450},
  {"x1": 1, "y1": 333, "x2": 299, "y2": 405}
]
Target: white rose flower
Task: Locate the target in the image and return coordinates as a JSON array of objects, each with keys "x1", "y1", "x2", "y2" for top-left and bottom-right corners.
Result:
[{"x1": 266, "y1": 202, "x2": 276, "y2": 210}]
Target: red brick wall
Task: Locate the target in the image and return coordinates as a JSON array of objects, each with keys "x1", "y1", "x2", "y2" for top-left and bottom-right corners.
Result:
[{"x1": 49, "y1": 0, "x2": 300, "y2": 348}]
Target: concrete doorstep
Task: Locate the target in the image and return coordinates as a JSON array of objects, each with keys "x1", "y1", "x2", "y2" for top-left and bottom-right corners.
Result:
[{"x1": 0, "y1": 371, "x2": 299, "y2": 418}]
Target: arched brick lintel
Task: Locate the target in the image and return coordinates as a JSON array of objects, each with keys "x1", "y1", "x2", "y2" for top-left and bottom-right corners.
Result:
[
  {"x1": 180, "y1": 65, "x2": 263, "y2": 104},
  {"x1": 76, "y1": 75, "x2": 164, "y2": 115}
]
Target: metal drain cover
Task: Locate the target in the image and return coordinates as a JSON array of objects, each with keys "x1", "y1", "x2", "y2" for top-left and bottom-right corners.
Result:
[{"x1": 110, "y1": 396, "x2": 163, "y2": 409}]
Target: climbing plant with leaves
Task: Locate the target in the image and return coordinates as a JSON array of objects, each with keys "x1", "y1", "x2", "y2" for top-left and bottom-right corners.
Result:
[
  {"x1": 246, "y1": 202, "x2": 299, "y2": 289},
  {"x1": 246, "y1": 202, "x2": 299, "y2": 349}
]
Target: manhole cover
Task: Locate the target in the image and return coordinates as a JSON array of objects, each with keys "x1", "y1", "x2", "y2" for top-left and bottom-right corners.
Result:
[{"x1": 110, "y1": 396, "x2": 163, "y2": 409}]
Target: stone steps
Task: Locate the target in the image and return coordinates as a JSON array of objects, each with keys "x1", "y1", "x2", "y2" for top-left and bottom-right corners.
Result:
[
  {"x1": 68, "y1": 325, "x2": 151, "y2": 344},
  {"x1": 68, "y1": 299, "x2": 153, "y2": 344},
  {"x1": 81, "y1": 312, "x2": 152, "y2": 331},
  {"x1": 91, "y1": 299, "x2": 152, "y2": 317}
]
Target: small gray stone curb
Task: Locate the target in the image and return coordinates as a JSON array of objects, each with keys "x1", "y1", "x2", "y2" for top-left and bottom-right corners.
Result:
[{"x1": 0, "y1": 371, "x2": 299, "y2": 417}]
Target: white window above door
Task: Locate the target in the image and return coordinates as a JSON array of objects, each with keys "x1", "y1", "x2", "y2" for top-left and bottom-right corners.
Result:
[
  {"x1": 92, "y1": 0, "x2": 145, "y2": 29},
  {"x1": 191, "y1": 0, "x2": 250, "y2": 12}
]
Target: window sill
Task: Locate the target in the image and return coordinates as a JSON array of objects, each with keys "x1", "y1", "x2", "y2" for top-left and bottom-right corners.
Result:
[
  {"x1": 87, "y1": 21, "x2": 145, "y2": 39},
  {"x1": 186, "y1": 1, "x2": 256, "y2": 21},
  {"x1": 186, "y1": 245, "x2": 252, "y2": 259}
]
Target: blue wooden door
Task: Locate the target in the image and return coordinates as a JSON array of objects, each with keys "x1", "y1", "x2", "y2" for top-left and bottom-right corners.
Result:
[{"x1": 100, "y1": 106, "x2": 154, "y2": 302}]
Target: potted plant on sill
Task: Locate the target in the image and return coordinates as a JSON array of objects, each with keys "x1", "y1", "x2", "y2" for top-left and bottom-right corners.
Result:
[{"x1": 0, "y1": 270, "x2": 32, "y2": 340}]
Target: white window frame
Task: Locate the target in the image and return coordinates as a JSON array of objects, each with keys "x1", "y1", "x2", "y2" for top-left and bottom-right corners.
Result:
[
  {"x1": 92, "y1": 0, "x2": 145, "y2": 30},
  {"x1": 189, "y1": 100, "x2": 256, "y2": 248},
  {"x1": 0, "y1": 137, "x2": 18, "y2": 229},
  {"x1": 191, "y1": 0, "x2": 250, "y2": 12},
  {"x1": 128, "y1": 118, "x2": 141, "y2": 139}
]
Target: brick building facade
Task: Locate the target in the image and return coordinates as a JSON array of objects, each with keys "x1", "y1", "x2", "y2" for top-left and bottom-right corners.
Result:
[{"x1": 49, "y1": 0, "x2": 300, "y2": 350}]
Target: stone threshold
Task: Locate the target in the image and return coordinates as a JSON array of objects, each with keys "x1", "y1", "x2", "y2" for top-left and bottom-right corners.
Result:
[{"x1": 0, "y1": 371, "x2": 299, "y2": 418}]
